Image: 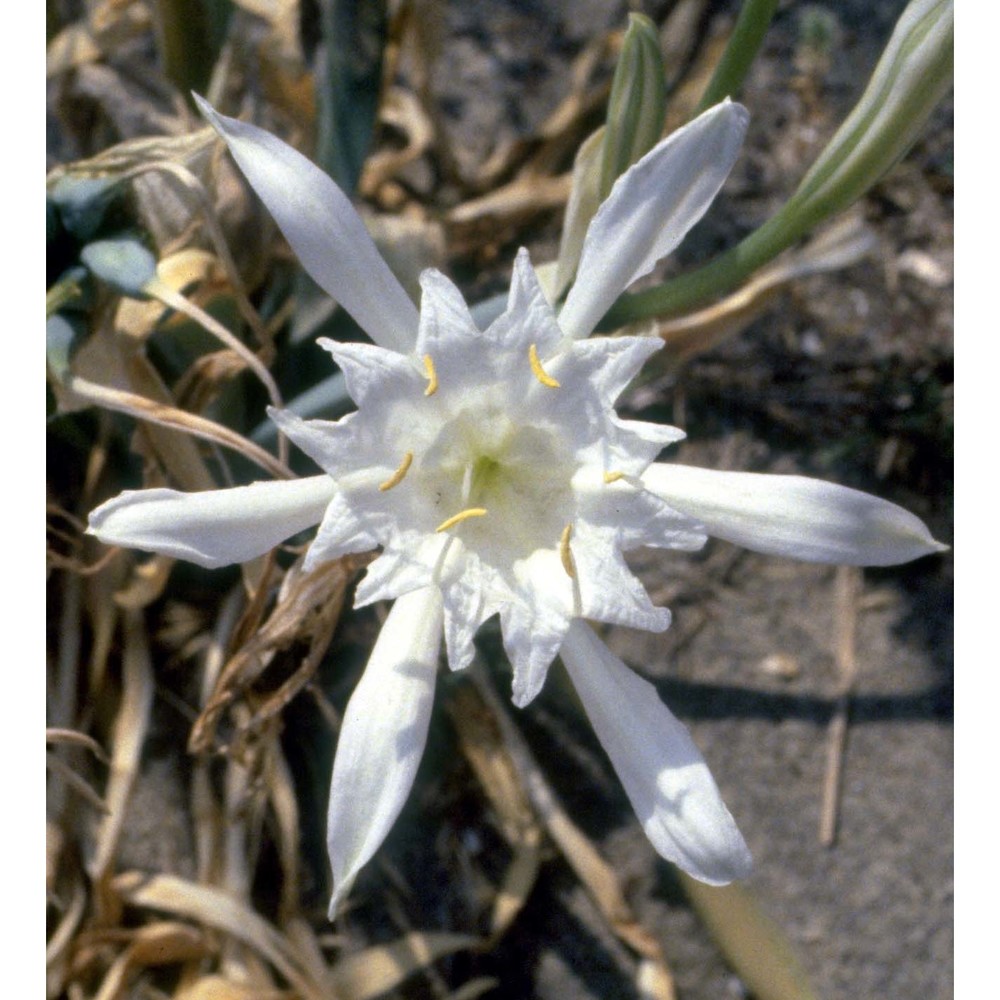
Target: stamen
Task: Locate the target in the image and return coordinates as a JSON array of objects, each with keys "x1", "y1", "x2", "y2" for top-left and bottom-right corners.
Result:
[
  {"x1": 528, "y1": 343, "x2": 560, "y2": 389},
  {"x1": 378, "y1": 451, "x2": 413, "y2": 492},
  {"x1": 603, "y1": 471, "x2": 625, "y2": 484},
  {"x1": 422, "y1": 354, "x2": 438, "y2": 396},
  {"x1": 559, "y1": 523, "x2": 576, "y2": 578},
  {"x1": 435, "y1": 507, "x2": 488, "y2": 533}
]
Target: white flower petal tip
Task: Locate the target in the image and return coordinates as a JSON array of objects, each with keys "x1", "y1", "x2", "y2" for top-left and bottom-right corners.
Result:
[
  {"x1": 87, "y1": 476, "x2": 335, "y2": 569},
  {"x1": 325, "y1": 587, "x2": 444, "y2": 918},
  {"x1": 643, "y1": 464, "x2": 947, "y2": 567},
  {"x1": 560, "y1": 99, "x2": 749, "y2": 339},
  {"x1": 192, "y1": 94, "x2": 418, "y2": 354},
  {"x1": 561, "y1": 623, "x2": 752, "y2": 885}
]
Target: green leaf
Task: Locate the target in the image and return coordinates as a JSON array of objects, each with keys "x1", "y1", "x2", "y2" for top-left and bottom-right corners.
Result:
[
  {"x1": 314, "y1": 0, "x2": 389, "y2": 193},
  {"x1": 80, "y1": 237, "x2": 157, "y2": 298}
]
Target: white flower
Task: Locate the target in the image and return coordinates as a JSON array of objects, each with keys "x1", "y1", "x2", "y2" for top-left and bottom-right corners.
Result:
[{"x1": 88, "y1": 97, "x2": 945, "y2": 914}]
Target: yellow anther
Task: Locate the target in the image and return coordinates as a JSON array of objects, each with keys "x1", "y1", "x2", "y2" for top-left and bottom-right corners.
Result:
[
  {"x1": 603, "y1": 471, "x2": 625, "y2": 484},
  {"x1": 528, "y1": 343, "x2": 560, "y2": 389},
  {"x1": 435, "y1": 507, "x2": 488, "y2": 533},
  {"x1": 378, "y1": 451, "x2": 413, "y2": 492},
  {"x1": 422, "y1": 354, "x2": 438, "y2": 396},
  {"x1": 559, "y1": 523, "x2": 576, "y2": 578}
]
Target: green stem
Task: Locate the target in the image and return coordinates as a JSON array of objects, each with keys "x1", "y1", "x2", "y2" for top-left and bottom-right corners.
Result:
[
  {"x1": 601, "y1": 211, "x2": 797, "y2": 327},
  {"x1": 695, "y1": 0, "x2": 779, "y2": 115},
  {"x1": 605, "y1": 0, "x2": 952, "y2": 328}
]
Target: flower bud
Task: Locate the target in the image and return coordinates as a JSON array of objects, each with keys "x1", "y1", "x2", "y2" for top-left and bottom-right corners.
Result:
[{"x1": 599, "y1": 13, "x2": 668, "y2": 200}]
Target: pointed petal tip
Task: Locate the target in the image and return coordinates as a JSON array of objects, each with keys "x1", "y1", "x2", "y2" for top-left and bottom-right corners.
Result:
[
  {"x1": 192, "y1": 92, "x2": 227, "y2": 135},
  {"x1": 324, "y1": 587, "x2": 443, "y2": 925},
  {"x1": 644, "y1": 464, "x2": 946, "y2": 568},
  {"x1": 560, "y1": 623, "x2": 753, "y2": 888},
  {"x1": 190, "y1": 95, "x2": 419, "y2": 353},
  {"x1": 561, "y1": 97, "x2": 750, "y2": 339},
  {"x1": 88, "y1": 479, "x2": 334, "y2": 569},
  {"x1": 327, "y1": 877, "x2": 355, "y2": 921}
]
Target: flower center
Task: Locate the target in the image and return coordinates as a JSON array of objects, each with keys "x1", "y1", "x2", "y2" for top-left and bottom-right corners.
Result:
[{"x1": 413, "y1": 410, "x2": 577, "y2": 566}]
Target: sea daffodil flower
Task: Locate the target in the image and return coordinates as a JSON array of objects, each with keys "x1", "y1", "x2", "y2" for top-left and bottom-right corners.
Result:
[{"x1": 88, "y1": 97, "x2": 945, "y2": 914}]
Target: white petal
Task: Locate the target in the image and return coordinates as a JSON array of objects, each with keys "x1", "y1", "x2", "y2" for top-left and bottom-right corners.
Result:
[
  {"x1": 318, "y1": 339, "x2": 423, "y2": 406},
  {"x1": 267, "y1": 407, "x2": 355, "y2": 476},
  {"x1": 87, "y1": 476, "x2": 335, "y2": 568},
  {"x1": 440, "y1": 571, "x2": 495, "y2": 673},
  {"x1": 572, "y1": 334, "x2": 666, "y2": 404},
  {"x1": 415, "y1": 269, "x2": 480, "y2": 354},
  {"x1": 352, "y1": 532, "x2": 451, "y2": 607},
  {"x1": 560, "y1": 622, "x2": 752, "y2": 884},
  {"x1": 502, "y1": 597, "x2": 570, "y2": 709},
  {"x1": 642, "y1": 463, "x2": 947, "y2": 566},
  {"x1": 494, "y1": 248, "x2": 564, "y2": 354},
  {"x1": 303, "y1": 489, "x2": 379, "y2": 571},
  {"x1": 326, "y1": 587, "x2": 443, "y2": 915},
  {"x1": 559, "y1": 101, "x2": 749, "y2": 339},
  {"x1": 573, "y1": 537, "x2": 672, "y2": 633},
  {"x1": 194, "y1": 95, "x2": 419, "y2": 353}
]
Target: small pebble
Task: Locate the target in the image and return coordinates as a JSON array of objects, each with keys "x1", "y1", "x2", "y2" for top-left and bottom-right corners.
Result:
[{"x1": 758, "y1": 652, "x2": 801, "y2": 680}]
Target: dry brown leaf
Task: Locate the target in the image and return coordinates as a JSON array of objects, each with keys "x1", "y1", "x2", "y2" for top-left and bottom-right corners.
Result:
[
  {"x1": 447, "y1": 684, "x2": 538, "y2": 847},
  {"x1": 444, "y1": 978, "x2": 502, "y2": 1000},
  {"x1": 47, "y1": 23, "x2": 102, "y2": 76},
  {"x1": 174, "y1": 974, "x2": 288, "y2": 1000},
  {"x1": 46, "y1": 820, "x2": 65, "y2": 898},
  {"x1": 230, "y1": 0, "x2": 305, "y2": 68},
  {"x1": 447, "y1": 172, "x2": 572, "y2": 228},
  {"x1": 447, "y1": 173, "x2": 572, "y2": 260},
  {"x1": 265, "y1": 748, "x2": 303, "y2": 921},
  {"x1": 46, "y1": 752, "x2": 110, "y2": 815},
  {"x1": 46, "y1": 875, "x2": 88, "y2": 999},
  {"x1": 467, "y1": 669, "x2": 675, "y2": 978},
  {"x1": 329, "y1": 932, "x2": 479, "y2": 1000},
  {"x1": 83, "y1": 544, "x2": 128, "y2": 690},
  {"x1": 62, "y1": 372, "x2": 292, "y2": 480},
  {"x1": 89, "y1": 610, "x2": 156, "y2": 884},
  {"x1": 47, "y1": 130, "x2": 216, "y2": 185},
  {"x1": 446, "y1": 683, "x2": 544, "y2": 937},
  {"x1": 46, "y1": 728, "x2": 110, "y2": 763},
  {"x1": 652, "y1": 214, "x2": 878, "y2": 364},
  {"x1": 488, "y1": 843, "x2": 543, "y2": 942},
  {"x1": 113, "y1": 872, "x2": 328, "y2": 1000},
  {"x1": 120, "y1": 345, "x2": 217, "y2": 491},
  {"x1": 637, "y1": 958, "x2": 678, "y2": 1000},
  {"x1": 191, "y1": 556, "x2": 360, "y2": 754},
  {"x1": 359, "y1": 86, "x2": 435, "y2": 197},
  {"x1": 47, "y1": 1, "x2": 152, "y2": 76},
  {"x1": 92, "y1": 923, "x2": 209, "y2": 1000},
  {"x1": 283, "y1": 917, "x2": 339, "y2": 1000},
  {"x1": 112, "y1": 554, "x2": 175, "y2": 610},
  {"x1": 113, "y1": 250, "x2": 228, "y2": 343}
]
